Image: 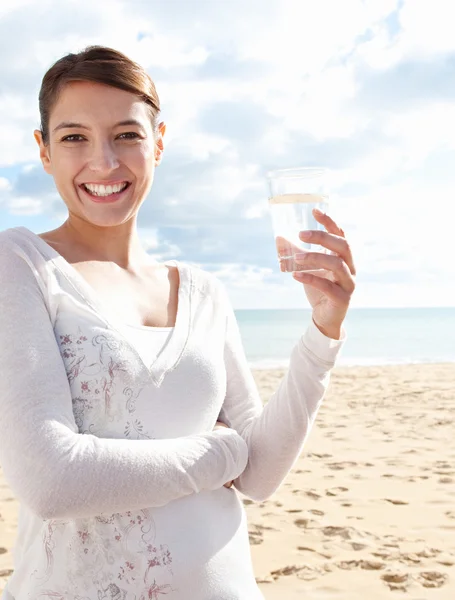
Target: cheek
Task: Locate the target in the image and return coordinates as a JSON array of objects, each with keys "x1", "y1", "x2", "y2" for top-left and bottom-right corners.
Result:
[
  {"x1": 51, "y1": 152, "x2": 82, "y2": 178},
  {"x1": 130, "y1": 145, "x2": 156, "y2": 175},
  {"x1": 138, "y1": 142, "x2": 155, "y2": 163}
]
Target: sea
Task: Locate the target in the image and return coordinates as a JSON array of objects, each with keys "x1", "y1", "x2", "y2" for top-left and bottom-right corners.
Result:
[{"x1": 235, "y1": 307, "x2": 455, "y2": 369}]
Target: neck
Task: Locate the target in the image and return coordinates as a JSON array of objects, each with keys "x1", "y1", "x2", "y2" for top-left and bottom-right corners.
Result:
[{"x1": 59, "y1": 216, "x2": 151, "y2": 271}]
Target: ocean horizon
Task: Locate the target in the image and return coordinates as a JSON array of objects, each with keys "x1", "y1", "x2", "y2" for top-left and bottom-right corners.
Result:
[{"x1": 235, "y1": 307, "x2": 455, "y2": 369}]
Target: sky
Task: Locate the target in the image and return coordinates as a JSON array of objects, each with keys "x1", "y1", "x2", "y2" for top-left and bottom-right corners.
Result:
[{"x1": 0, "y1": 0, "x2": 454, "y2": 309}]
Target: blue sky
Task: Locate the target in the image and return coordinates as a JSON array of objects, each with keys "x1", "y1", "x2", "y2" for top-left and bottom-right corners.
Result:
[{"x1": 0, "y1": 0, "x2": 454, "y2": 308}]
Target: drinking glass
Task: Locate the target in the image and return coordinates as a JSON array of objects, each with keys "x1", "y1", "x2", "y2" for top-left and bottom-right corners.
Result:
[{"x1": 267, "y1": 167, "x2": 329, "y2": 272}]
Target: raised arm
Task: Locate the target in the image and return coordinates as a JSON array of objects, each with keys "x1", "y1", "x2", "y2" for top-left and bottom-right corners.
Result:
[
  {"x1": 218, "y1": 286, "x2": 344, "y2": 502},
  {"x1": 0, "y1": 241, "x2": 247, "y2": 520}
]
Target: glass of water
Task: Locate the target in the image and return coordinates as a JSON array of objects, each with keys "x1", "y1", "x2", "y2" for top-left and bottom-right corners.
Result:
[{"x1": 266, "y1": 167, "x2": 329, "y2": 272}]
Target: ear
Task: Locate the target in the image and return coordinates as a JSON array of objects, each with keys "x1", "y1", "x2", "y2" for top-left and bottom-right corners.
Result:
[
  {"x1": 154, "y1": 122, "x2": 166, "y2": 166},
  {"x1": 34, "y1": 130, "x2": 52, "y2": 175}
]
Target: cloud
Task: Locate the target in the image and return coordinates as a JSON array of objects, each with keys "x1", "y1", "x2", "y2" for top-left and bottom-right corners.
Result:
[
  {"x1": 355, "y1": 54, "x2": 455, "y2": 111},
  {"x1": 0, "y1": 0, "x2": 454, "y2": 307}
]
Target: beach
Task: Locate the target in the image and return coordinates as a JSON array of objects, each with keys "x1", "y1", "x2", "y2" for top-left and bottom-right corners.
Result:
[{"x1": 1, "y1": 363, "x2": 455, "y2": 598}]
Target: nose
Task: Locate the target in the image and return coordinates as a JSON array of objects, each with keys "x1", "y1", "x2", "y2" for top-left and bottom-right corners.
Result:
[{"x1": 87, "y1": 140, "x2": 120, "y2": 173}]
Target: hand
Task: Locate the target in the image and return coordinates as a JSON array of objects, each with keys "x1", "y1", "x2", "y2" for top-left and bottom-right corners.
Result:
[
  {"x1": 292, "y1": 208, "x2": 356, "y2": 340},
  {"x1": 213, "y1": 420, "x2": 234, "y2": 488}
]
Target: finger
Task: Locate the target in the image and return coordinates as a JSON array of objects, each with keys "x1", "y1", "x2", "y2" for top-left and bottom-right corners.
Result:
[
  {"x1": 313, "y1": 208, "x2": 345, "y2": 237},
  {"x1": 292, "y1": 270, "x2": 351, "y2": 304},
  {"x1": 294, "y1": 252, "x2": 355, "y2": 294},
  {"x1": 224, "y1": 480, "x2": 234, "y2": 489},
  {"x1": 299, "y1": 230, "x2": 356, "y2": 276}
]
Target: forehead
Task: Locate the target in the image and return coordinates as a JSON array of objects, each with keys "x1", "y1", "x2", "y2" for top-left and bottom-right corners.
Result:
[{"x1": 50, "y1": 80, "x2": 151, "y2": 127}]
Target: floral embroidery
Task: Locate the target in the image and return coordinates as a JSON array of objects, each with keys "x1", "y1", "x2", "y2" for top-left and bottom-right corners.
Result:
[
  {"x1": 58, "y1": 328, "x2": 152, "y2": 439},
  {"x1": 117, "y1": 560, "x2": 136, "y2": 584},
  {"x1": 124, "y1": 419, "x2": 152, "y2": 439},
  {"x1": 98, "y1": 583, "x2": 128, "y2": 599},
  {"x1": 140, "y1": 580, "x2": 175, "y2": 599}
]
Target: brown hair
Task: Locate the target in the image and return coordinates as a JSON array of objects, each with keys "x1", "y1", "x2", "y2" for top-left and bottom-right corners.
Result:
[{"x1": 38, "y1": 45, "x2": 161, "y2": 145}]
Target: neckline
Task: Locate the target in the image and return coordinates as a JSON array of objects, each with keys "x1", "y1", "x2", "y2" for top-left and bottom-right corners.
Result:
[
  {"x1": 121, "y1": 323, "x2": 174, "y2": 332},
  {"x1": 14, "y1": 226, "x2": 192, "y2": 387}
]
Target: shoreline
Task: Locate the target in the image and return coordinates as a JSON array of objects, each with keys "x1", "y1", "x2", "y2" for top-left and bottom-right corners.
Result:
[{"x1": 249, "y1": 358, "x2": 455, "y2": 370}]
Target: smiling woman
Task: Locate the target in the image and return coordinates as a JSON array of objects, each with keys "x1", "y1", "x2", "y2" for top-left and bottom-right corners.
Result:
[
  {"x1": 0, "y1": 46, "x2": 351, "y2": 600},
  {"x1": 33, "y1": 46, "x2": 165, "y2": 229}
]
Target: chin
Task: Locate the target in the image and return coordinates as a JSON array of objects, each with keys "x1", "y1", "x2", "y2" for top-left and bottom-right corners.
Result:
[{"x1": 70, "y1": 204, "x2": 137, "y2": 228}]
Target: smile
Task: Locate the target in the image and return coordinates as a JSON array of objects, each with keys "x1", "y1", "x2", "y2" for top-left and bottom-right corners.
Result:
[
  {"x1": 79, "y1": 181, "x2": 132, "y2": 203},
  {"x1": 82, "y1": 181, "x2": 130, "y2": 196}
]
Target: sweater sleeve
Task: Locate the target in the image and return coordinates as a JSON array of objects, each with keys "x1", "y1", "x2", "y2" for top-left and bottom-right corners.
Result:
[
  {"x1": 0, "y1": 239, "x2": 248, "y2": 520},
  {"x1": 218, "y1": 282, "x2": 345, "y2": 502}
]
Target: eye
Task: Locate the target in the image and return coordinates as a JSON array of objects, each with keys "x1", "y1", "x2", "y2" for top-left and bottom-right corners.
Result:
[
  {"x1": 61, "y1": 134, "x2": 85, "y2": 142},
  {"x1": 117, "y1": 132, "x2": 141, "y2": 140}
]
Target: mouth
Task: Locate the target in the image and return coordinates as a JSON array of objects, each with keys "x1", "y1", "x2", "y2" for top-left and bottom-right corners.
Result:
[{"x1": 79, "y1": 181, "x2": 132, "y2": 203}]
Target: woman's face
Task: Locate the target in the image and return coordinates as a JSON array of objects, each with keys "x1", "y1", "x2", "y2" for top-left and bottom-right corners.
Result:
[{"x1": 34, "y1": 80, "x2": 165, "y2": 228}]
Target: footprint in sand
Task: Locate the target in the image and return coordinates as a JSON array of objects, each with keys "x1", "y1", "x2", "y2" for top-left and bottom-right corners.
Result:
[
  {"x1": 437, "y1": 556, "x2": 455, "y2": 567},
  {"x1": 438, "y1": 477, "x2": 454, "y2": 484},
  {"x1": 381, "y1": 571, "x2": 410, "y2": 591},
  {"x1": 286, "y1": 509, "x2": 303, "y2": 514},
  {"x1": 270, "y1": 564, "x2": 330, "y2": 582},
  {"x1": 416, "y1": 571, "x2": 448, "y2": 588},
  {"x1": 383, "y1": 498, "x2": 409, "y2": 505},
  {"x1": 297, "y1": 546, "x2": 332, "y2": 559},
  {"x1": 336, "y1": 560, "x2": 361, "y2": 570},
  {"x1": 248, "y1": 527, "x2": 264, "y2": 545},
  {"x1": 270, "y1": 565, "x2": 306, "y2": 576},
  {"x1": 309, "y1": 452, "x2": 332, "y2": 459},
  {"x1": 336, "y1": 559, "x2": 385, "y2": 570},
  {"x1": 320, "y1": 526, "x2": 378, "y2": 547},
  {"x1": 321, "y1": 526, "x2": 360, "y2": 540},
  {"x1": 327, "y1": 461, "x2": 357, "y2": 471},
  {"x1": 372, "y1": 550, "x2": 394, "y2": 560},
  {"x1": 309, "y1": 509, "x2": 325, "y2": 516},
  {"x1": 294, "y1": 518, "x2": 318, "y2": 529},
  {"x1": 325, "y1": 486, "x2": 349, "y2": 497},
  {"x1": 416, "y1": 548, "x2": 441, "y2": 559},
  {"x1": 434, "y1": 461, "x2": 452, "y2": 469},
  {"x1": 248, "y1": 524, "x2": 277, "y2": 545},
  {"x1": 304, "y1": 490, "x2": 322, "y2": 500},
  {"x1": 0, "y1": 569, "x2": 14, "y2": 578},
  {"x1": 0, "y1": 548, "x2": 7, "y2": 556},
  {"x1": 399, "y1": 553, "x2": 421, "y2": 565},
  {"x1": 255, "y1": 575, "x2": 275, "y2": 584}
]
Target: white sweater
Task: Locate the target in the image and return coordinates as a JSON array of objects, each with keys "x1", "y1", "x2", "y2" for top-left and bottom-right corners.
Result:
[{"x1": 0, "y1": 227, "x2": 344, "y2": 600}]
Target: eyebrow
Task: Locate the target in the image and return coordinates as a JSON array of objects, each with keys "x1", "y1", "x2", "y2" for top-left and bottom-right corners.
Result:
[{"x1": 52, "y1": 119, "x2": 146, "y2": 134}]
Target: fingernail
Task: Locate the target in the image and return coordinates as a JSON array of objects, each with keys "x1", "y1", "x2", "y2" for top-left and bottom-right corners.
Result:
[
  {"x1": 314, "y1": 207, "x2": 324, "y2": 214},
  {"x1": 300, "y1": 230, "x2": 312, "y2": 239}
]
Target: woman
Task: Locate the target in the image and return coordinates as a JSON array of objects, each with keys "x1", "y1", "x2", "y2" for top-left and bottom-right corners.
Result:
[{"x1": 0, "y1": 46, "x2": 355, "y2": 599}]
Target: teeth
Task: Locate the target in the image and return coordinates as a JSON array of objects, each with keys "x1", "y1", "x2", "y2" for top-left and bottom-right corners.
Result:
[{"x1": 84, "y1": 182, "x2": 128, "y2": 196}]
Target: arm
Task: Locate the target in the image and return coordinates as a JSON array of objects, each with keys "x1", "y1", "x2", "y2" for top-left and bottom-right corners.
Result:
[
  {"x1": 0, "y1": 242, "x2": 247, "y2": 520},
  {"x1": 219, "y1": 286, "x2": 344, "y2": 502}
]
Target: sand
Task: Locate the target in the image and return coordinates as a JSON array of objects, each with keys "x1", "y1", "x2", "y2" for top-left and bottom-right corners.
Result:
[{"x1": 1, "y1": 363, "x2": 455, "y2": 598}]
